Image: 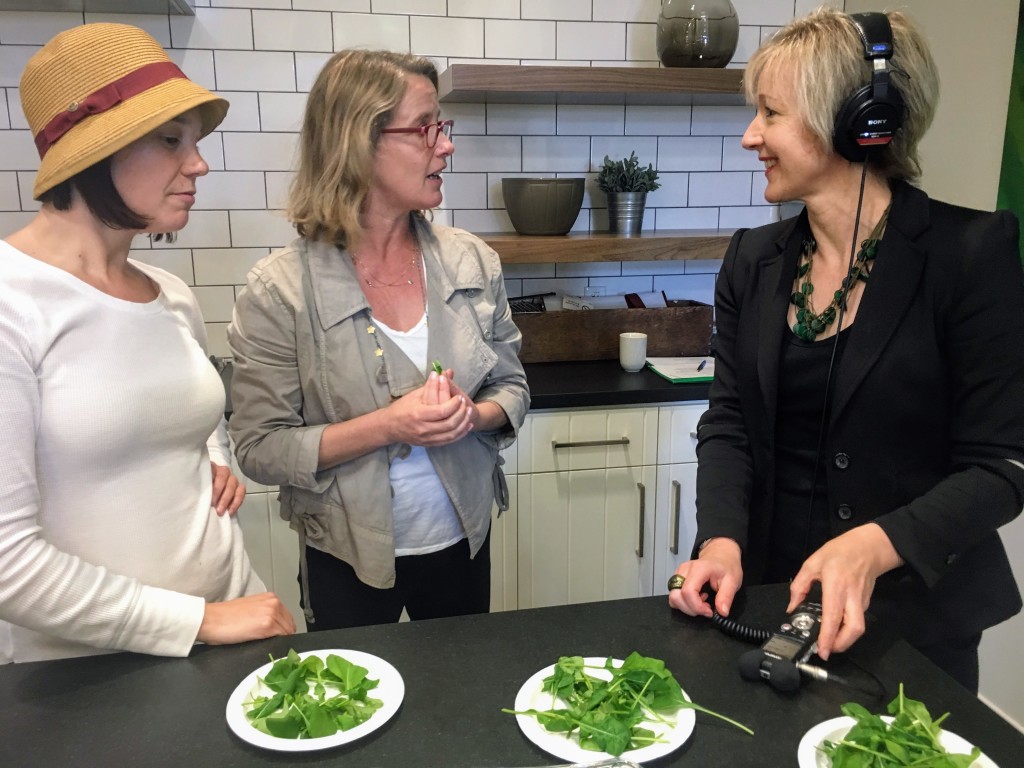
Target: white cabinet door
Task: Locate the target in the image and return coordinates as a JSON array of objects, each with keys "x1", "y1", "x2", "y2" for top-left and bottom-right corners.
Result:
[
  {"x1": 490, "y1": 475, "x2": 518, "y2": 612},
  {"x1": 653, "y1": 463, "x2": 698, "y2": 595},
  {"x1": 656, "y1": 402, "x2": 706, "y2": 465},
  {"x1": 517, "y1": 464, "x2": 657, "y2": 608},
  {"x1": 268, "y1": 494, "x2": 308, "y2": 633},
  {"x1": 652, "y1": 403, "x2": 706, "y2": 595},
  {"x1": 515, "y1": 406, "x2": 659, "y2": 608}
]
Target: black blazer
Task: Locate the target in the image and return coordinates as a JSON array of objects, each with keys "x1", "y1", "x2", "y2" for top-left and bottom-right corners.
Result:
[{"x1": 695, "y1": 181, "x2": 1024, "y2": 646}]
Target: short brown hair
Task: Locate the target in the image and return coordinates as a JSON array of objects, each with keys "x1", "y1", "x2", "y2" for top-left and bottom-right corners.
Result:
[
  {"x1": 288, "y1": 49, "x2": 439, "y2": 247},
  {"x1": 39, "y1": 156, "x2": 149, "y2": 230},
  {"x1": 744, "y1": 7, "x2": 938, "y2": 182}
]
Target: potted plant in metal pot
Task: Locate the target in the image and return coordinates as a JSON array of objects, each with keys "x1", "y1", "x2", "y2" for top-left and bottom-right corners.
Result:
[{"x1": 596, "y1": 151, "x2": 661, "y2": 235}]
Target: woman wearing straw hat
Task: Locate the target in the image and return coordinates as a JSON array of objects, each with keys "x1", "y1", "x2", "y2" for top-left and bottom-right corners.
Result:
[
  {"x1": 227, "y1": 50, "x2": 529, "y2": 630},
  {"x1": 0, "y1": 23, "x2": 295, "y2": 663}
]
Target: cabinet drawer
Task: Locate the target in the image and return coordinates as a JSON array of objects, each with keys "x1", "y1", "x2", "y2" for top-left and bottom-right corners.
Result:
[
  {"x1": 519, "y1": 407, "x2": 658, "y2": 472},
  {"x1": 499, "y1": 441, "x2": 518, "y2": 476},
  {"x1": 656, "y1": 402, "x2": 707, "y2": 465}
]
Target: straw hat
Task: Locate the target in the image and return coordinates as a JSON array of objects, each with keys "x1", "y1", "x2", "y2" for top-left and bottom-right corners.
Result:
[{"x1": 20, "y1": 23, "x2": 228, "y2": 199}]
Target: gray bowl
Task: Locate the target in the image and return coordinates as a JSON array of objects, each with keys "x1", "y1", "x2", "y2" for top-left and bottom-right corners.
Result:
[{"x1": 502, "y1": 177, "x2": 585, "y2": 235}]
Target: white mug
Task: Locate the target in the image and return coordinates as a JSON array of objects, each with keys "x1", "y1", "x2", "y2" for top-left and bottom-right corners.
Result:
[{"x1": 619, "y1": 332, "x2": 648, "y2": 373}]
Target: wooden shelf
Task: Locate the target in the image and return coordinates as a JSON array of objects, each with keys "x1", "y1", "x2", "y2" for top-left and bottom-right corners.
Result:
[
  {"x1": 1, "y1": 0, "x2": 195, "y2": 13},
  {"x1": 438, "y1": 64, "x2": 744, "y2": 105},
  {"x1": 478, "y1": 230, "x2": 732, "y2": 264}
]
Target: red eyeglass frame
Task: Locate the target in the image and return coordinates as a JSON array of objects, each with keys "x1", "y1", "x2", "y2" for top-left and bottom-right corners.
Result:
[{"x1": 380, "y1": 119, "x2": 455, "y2": 147}]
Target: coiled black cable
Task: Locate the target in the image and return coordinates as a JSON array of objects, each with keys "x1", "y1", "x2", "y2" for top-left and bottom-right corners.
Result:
[{"x1": 711, "y1": 610, "x2": 771, "y2": 644}]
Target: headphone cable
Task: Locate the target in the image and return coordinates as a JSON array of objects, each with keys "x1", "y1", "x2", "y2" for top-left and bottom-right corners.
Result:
[{"x1": 800, "y1": 160, "x2": 871, "y2": 562}]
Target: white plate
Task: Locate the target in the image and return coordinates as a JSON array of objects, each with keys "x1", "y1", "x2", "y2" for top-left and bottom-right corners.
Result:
[
  {"x1": 797, "y1": 715, "x2": 999, "y2": 768},
  {"x1": 512, "y1": 657, "x2": 696, "y2": 764},
  {"x1": 225, "y1": 648, "x2": 404, "y2": 752}
]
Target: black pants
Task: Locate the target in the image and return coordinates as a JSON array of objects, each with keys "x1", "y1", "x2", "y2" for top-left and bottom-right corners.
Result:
[
  {"x1": 301, "y1": 533, "x2": 491, "y2": 631},
  {"x1": 917, "y1": 633, "x2": 981, "y2": 694}
]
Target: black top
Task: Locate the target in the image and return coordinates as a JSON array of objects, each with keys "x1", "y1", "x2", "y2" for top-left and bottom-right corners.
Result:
[{"x1": 769, "y1": 328, "x2": 851, "y2": 580}]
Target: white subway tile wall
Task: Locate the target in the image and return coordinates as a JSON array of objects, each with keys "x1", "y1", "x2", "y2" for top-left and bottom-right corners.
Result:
[{"x1": 0, "y1": 2, "x2": 821, "y2": 352}]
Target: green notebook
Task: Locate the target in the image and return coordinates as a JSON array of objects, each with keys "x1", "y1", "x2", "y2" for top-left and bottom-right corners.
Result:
[{"x1": 646, "y1": 357, "x2": 714, "y2": 383}]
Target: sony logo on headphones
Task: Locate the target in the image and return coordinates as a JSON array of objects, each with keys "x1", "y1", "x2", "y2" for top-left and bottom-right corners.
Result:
[{"x1": 867, "y1": 119, "x2": 888, "y2": 126}]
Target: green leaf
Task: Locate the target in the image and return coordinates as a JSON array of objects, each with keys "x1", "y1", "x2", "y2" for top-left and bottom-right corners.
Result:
[
  {"x1": 259, "y1": 709, "x2": 304, "y2": 739},
  {"x1": 595, "y1": 151, "x2": 661, "y2": 193},
  {"x1": 242, "y1": 650, "x2": 382, "y2": 740},
  {"x1": 325, "y1": 654, "x2": 368, "y2": 691},
  {"x1": 301, "y1": 701, "x2": 339, "y2": 739},
  {"x1": 824, "y1": 684, "x2": 981, "y2": 767},
  {"x1": 578, "y1": 711, "x2": 632, "y2": 757},
  {"x1": 507, "y1": 653, "x2": 751, "y2": 758}
]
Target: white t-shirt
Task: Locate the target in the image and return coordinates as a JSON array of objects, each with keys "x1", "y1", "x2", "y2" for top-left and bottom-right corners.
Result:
[
  {"x1": 0, "y1": 242, "x2": 263, "y2": 663},
  {"x1": 373, "y1": 312, "x2": 465, "y2": 556}
]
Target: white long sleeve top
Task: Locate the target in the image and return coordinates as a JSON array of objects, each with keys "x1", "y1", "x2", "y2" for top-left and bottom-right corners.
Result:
[{"x1": 0, "y1": 242, "x2": 263, "y2": 663}]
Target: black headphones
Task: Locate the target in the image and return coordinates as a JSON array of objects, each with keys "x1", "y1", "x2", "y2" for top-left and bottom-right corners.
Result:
[{"x1": 832, "y1": 12, "x2": 906, "y2": 163}]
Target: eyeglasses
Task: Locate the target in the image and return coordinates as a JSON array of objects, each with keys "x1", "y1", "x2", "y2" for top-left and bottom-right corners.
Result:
[{"x1": 380, "y1": 119, "x2": 455, "y2": 148}]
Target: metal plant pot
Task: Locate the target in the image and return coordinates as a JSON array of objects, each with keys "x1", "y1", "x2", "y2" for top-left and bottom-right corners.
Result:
[{"x1": 606, "y1": 191, "x2": 647, "y2": 235}]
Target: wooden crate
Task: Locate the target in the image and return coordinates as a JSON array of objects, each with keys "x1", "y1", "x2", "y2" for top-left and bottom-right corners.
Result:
[{"x1": 514, "y1": 300, "x2": 713, "y2": 363}]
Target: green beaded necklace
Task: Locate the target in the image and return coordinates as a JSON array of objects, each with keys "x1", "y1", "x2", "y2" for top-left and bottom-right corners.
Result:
[{"x1": 790, "y1": 206, "x2": 891, "y2": 342}]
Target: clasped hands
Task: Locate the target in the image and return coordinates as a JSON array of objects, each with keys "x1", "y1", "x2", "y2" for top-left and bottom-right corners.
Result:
[
  {"x1": 668, "y1": 524, "x2": 903, "y2": 660},
  {"x1": 385, "y1": 367, "x2": 476, "y2": 447}
]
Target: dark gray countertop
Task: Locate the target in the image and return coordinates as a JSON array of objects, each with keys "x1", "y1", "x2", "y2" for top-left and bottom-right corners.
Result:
[
  {"x1": 220, "y1": 359, "x2": 711, "y2": 417},
  {"x1": 523, "y1": 360, "x2": 711, "y2": 409},
  {"x1": 2, "y1": 584, "x2": 1020, "y2": 767}
]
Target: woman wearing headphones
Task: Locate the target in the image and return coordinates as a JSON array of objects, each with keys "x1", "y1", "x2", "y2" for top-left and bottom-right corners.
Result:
[{"x1": 668, "y1": 7, "x2": 1024, "y2": 692}]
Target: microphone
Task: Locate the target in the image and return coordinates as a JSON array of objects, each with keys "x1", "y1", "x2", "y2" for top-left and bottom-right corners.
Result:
[
  {"x1": 739, "y1": 650, "x2": 885, "y2": 696},
  {"x1": 738, "y1": 649, "x2": 801, "y2": 692}
]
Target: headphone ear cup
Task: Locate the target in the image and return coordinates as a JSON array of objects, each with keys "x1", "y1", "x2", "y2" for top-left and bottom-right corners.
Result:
[{"x1": 833, "y1": 84, "x2": 905, "y2": 163}]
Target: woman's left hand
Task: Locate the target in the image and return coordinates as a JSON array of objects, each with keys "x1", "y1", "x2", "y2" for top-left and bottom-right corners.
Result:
[
  {"x1": 425, "y1": 369, "x2": 480, "y2": 426},
  {"x1": 431, "y1": 368, "x2": 508, "y2": 433},
  {"x1": 788, "y1": 523, "x2": 903, "y2": 660},
  {"x1": 210, "y1": 462, "x2": 246, "y2": 516}
]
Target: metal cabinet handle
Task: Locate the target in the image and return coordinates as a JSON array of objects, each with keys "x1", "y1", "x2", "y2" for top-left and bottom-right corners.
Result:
[
  {"x1": 670, "y1": 480, "x2": 681, "y2": 555},
  {"x1": 636, "y1": 482, "x2": 646, "y2": 558},
  {"x1": 551, "y1": 437, "x2": 630, "y2": 449},
  {"x1": 689, "y1": 431, "x2": 698, "y2": 439}
]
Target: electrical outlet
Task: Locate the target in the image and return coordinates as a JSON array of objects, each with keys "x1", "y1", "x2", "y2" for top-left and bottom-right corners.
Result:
[{"x1": 584, "y1": 286, "x2": 606, "y2": 297}]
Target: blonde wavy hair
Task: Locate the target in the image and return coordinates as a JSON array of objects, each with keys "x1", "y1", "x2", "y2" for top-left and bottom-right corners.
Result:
[
  {"x1": 744, "y1": 6, "x2": 939, "y2": 182},
  {"x1": 288, "y1": 49, "x2": 439, "y2": 247}
]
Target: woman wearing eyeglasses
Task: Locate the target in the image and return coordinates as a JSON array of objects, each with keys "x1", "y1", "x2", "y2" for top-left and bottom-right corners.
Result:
[{"x1": 227, "y1": 49, "x2": 529, "y2": 631}]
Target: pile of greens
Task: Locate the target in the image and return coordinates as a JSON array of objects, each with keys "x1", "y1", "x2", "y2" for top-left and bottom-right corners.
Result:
[
  {"x1": 243, "y1": 649, "x2": 383, "y2": 739},
  {"x1": 821, "y1": 684, "x2": 982, "y2": 767},
  {"x1": 504, "y1": 652, "x2": 752, "y2": 757}
]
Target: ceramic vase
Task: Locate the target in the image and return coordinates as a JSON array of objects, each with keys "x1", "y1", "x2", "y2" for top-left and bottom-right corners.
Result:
[{"x1": 656, "y1": 0, "x2": 739, "y2": 68}]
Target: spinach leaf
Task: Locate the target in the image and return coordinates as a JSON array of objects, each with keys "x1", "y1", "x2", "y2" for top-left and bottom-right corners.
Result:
[
  {"x1": 820, "y1": 684, "x2": 983, "y2": 767},
  {"x1": 504, "y1": 652, "x2": 753, "y2": 757},
  {"x1": 243, "y1": 650, "x2": 384, "y2": 740}
]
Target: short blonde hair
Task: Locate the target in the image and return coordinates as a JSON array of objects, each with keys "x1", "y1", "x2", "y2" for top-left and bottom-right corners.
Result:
[
  {"x1": 744, "y1": 7, "x2": 938, "y2": 182},
  {"x1": 288, "y1": 49, "x2": 439, "y2": 246}
]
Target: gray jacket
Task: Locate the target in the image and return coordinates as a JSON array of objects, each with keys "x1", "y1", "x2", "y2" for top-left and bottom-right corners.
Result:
[{"x1": 227, "y1": 218, "x2": 529, "y2": 594}]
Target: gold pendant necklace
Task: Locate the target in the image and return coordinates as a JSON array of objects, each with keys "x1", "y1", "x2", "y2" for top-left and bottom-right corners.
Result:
[
  {"x1": 351, "y1": 248, "x2": 419, "y2": 288},
  {"x1": 363, "y1": 242, "x2": 430, "y2": 394}
]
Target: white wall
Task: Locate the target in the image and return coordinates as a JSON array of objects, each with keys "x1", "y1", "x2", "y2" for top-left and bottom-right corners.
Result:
[
  {"x1": 0, "y1": 0, "x2": 820, "y2": 350},
  {"x1": 847, "y1": 0, "x2": 1018, "y2": 209}
]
